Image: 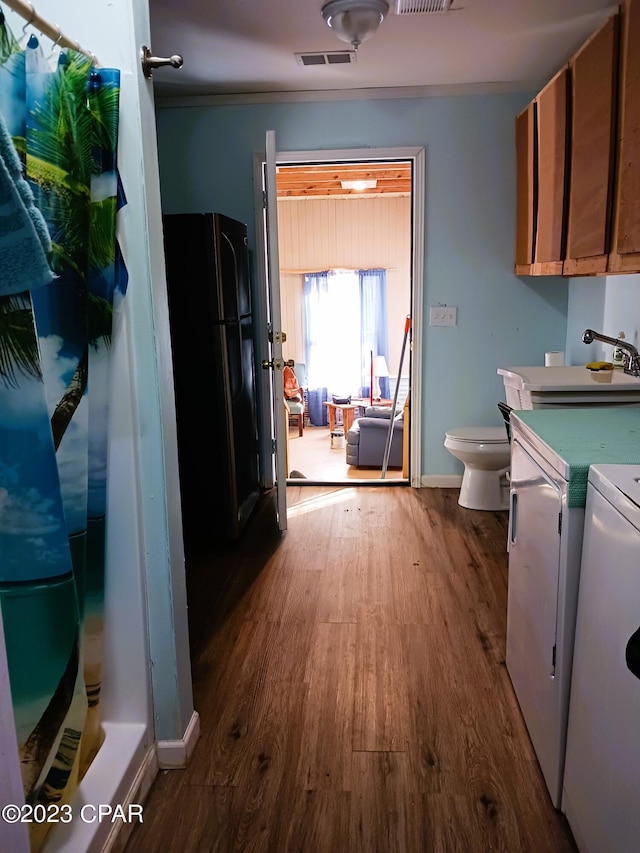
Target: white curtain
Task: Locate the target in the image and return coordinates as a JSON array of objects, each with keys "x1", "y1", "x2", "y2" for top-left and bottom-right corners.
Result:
[
  {"x1": 304, "y1": 268, "x2": 390, "y2": 425},
  {"x1": 305, "y1": 269, "x2": 362, "y2": 396}
]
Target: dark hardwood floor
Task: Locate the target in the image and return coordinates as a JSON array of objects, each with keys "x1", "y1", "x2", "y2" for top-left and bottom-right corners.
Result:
[{"x1": 125, "y1": 486, "x2": 577, "y2": 853}]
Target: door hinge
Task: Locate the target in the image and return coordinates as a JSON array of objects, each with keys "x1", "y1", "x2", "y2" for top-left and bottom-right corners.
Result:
[
  {"x1": 551, "y1": 644, "x2": 556, "y2": 676},
  {"x1": 272, "y1": 438, "x2": 277, "y2": 453},
  {"x1": 262, "y1": 190, "x2": 267, "y2": 209},
  {"x1": 558, "y1": 512, "x2": 562, "y2": 536},
  {"x1": 268, "y1": 330, "x2": 287, "y2": 344}
]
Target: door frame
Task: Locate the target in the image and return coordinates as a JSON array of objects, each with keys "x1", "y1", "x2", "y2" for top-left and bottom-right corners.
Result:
[
  {"x1": 263, "y1": 130, "x2": 288, "y2": 529},
  {"x1": 252, "y1": 145, "x2": 425, "y2": 488}
]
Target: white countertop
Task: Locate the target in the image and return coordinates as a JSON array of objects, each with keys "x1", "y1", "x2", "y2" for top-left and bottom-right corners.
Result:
[
  {"x1": 510, "y1": 408, "x2": 640, "y2": 505},
  {"x1": 498, "y1": 365, "x2": 640, "y2": 392}
]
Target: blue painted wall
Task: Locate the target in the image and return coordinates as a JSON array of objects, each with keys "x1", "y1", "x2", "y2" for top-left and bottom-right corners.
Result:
[
  {"x1": 566, "y1": 274, "x2": 640, "y2": 365},
  {"x1": 155, "y1": 93, "x2": 570, "y2": 476},
  {"x1": 566, "y1": 277, "x2": 607, "y2": 365}
]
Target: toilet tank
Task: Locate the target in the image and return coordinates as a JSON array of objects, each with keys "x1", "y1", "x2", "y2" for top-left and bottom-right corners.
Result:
[{"x1": 498, "y1": 366, "x2": 640, "y2": 409}]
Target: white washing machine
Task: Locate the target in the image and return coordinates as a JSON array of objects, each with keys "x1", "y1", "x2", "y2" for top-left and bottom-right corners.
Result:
[
  {"x1": 562, "y1": 464, "x2": 640, "y2": 853},
  {"x1": 506, "y1": 408, "x2": 640, "y2": 809}
]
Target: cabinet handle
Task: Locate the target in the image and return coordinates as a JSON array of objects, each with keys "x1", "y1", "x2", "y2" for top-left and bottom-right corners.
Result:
[{"x1": 508, "y1": 491, "x2": 518, "y2": 549}]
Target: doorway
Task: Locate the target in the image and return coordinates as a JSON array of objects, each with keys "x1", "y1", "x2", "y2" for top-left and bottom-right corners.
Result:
[{"x1": 254, "y1": 146, "x2": 425, "y2": 488}]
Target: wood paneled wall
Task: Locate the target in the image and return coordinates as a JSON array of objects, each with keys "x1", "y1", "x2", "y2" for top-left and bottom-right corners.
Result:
[{"x1": 277, "y1": 196, "x2": 412, "y2": 381}]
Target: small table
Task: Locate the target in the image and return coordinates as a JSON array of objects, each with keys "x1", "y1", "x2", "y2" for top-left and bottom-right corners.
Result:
[
  {"x1": 323, "y1": 402, "x2": 359, "y2": 434},
  {"x1": 324, "y1": 399, "x2": 394, "y2": 434}
]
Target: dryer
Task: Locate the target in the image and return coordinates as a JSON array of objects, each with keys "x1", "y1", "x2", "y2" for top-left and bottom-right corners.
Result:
[{"x1": 562, "y1": 464, "x2": 640, "y2": 852}]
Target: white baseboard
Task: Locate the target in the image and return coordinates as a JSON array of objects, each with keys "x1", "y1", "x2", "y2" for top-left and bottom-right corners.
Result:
[
  {"x1": 44, "y1": 722, "x2": 150, "y2": 853},
  {"x1": 103, "y1": 743, "x2": 159, "y2": 853},
  {"x1": 98, "y1": 711, "x2": 201, "y2": 851},
  {"x1": 420, "y1": 475, "x2": 463, "y2": 488},
  {"x1": 43, "y1": 714, "x2": 200, "y2": 853},
  {"x1": 157, "y1": 710, "x2": 201, "y2": 769}
]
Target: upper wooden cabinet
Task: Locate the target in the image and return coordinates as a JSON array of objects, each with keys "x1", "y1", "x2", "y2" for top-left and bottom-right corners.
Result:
[
  {"x1": 535, "y1": 68, "x2": 570, "y2": 271},
  {"x1": 610, "y1": 0, "x2": 640, "y2": 270},
  {"x1": 564, "y1": 14, "x2": 619, "y2": 275},
  {"x1": 514, "y1": 74, "x2": 570, "y2": 276},
  {"x1": 515, "y1": 0, "x2": 640, "y2": 277},
  {"x1": 515, "y1": 102, "x2": 537, "y2": 272}
]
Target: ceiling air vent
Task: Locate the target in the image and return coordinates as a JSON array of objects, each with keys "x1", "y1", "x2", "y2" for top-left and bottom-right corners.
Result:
[
  {"x1": 395, "y1": 0, "x2": 452, "y2": 13},
  {"x1": 295, "y1": 50, "x2": 356, "y2": 67}
]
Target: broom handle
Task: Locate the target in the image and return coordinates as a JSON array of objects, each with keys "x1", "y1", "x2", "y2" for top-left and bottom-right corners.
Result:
[{"x1": 381, "y1": 316, "x2": 411, "y2": 479}]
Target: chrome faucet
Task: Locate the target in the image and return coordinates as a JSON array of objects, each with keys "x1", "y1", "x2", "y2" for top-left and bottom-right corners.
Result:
[{"x1": 582, "y1": 329, "x2": 640, "y2": 377}]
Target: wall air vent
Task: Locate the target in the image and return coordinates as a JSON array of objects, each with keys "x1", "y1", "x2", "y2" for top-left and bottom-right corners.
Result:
[
  {"x1": 295, "y1": 50, "x2": 357, "y2": 67},
  {"x1": 395, "y1": 0, "x2": 452, "y2": 13}
]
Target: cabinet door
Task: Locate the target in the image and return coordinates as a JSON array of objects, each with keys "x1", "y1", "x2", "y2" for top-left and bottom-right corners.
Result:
[
  {"x1": 565, "y1": 14, "x2": 619, "y2": 274},
  {"x1": 535, "y1": 67, "x2": 570, "y2": 269},
  {"x1": 610, "y1": 0, "x2": 640, "y2": 269},
  {"x1": 515, "y1": 102, "x2": 537, "y2": 273}
]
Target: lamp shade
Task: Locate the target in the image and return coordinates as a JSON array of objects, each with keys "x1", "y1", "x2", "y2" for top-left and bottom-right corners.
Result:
[
  {"x1": 373, "y1": 355, "x2": 389, "y2": 377},
  {"x1": 321, "y1": 0, "x2": 389, "y2": 50}
]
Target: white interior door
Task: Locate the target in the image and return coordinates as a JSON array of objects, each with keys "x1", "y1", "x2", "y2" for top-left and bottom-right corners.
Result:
[{"x1": 264, "y1": 129, "x2": 288, "y2": 531}]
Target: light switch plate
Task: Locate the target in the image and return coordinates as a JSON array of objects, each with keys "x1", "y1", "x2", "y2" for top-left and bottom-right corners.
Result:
[{"x1": 429, "y1": 306, "x2": 457, "y2": 326}]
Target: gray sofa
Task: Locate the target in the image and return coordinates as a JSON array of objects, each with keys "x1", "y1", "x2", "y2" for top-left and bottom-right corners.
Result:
[{"x1": 345, "y1": 406, "x2": 404, "y2": 468}]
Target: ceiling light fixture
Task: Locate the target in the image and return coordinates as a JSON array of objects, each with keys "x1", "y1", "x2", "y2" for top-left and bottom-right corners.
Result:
[
  {"x1": 341, "y1": 179, "x2": 377, "y2": 190},
  {"x1": 321, "y1": 0, "x2": 389, "y2": 51}
]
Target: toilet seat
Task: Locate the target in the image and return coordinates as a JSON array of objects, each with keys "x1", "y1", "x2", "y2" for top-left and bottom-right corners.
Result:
[{"x1": 445, "y1": 426, "x2": 509, "y2": 444}]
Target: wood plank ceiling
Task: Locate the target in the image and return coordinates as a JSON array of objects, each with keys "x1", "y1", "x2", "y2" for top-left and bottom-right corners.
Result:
[{"x1": 276, "y1": 161, "x2": 412, "y2": 199}]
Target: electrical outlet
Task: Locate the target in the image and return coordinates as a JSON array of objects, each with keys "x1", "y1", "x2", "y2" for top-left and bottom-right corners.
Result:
[{"x1": 429, "y1": 306, "x2": 457, "y2": 326}]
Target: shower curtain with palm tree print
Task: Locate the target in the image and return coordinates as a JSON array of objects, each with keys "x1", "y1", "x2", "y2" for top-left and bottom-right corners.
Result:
[{"x1": 0, "y1": 19, "x2": 126, "y2": 849}]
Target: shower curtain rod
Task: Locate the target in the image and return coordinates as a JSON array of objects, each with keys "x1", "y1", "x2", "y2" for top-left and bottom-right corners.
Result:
[{"x1": 2, "y1": 0, "x2": 98, "y2": 64}]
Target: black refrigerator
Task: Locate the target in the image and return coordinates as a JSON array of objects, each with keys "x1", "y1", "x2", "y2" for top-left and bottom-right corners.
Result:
[{"x1": 162, "y1": 212, "x2": 260, "y2": 548}]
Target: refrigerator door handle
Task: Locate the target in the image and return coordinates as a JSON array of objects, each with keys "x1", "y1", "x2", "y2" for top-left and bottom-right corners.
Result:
[
  {"x1": 221, "y1": 231, "x2": 242, "y2": 321},
  {"x1": 225, "y1": 323, "x2": 245, "y2": 404}
]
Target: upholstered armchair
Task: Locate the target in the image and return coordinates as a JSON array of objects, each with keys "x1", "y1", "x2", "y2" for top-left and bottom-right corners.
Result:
[{"x1": 284, "y1": 362, "x2": 307, "y2": 437}]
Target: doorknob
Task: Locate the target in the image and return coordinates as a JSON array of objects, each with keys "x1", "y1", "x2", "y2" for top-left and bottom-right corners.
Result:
[{"x1": 261, "y1": 359, "x2": 295, "y2": 370}]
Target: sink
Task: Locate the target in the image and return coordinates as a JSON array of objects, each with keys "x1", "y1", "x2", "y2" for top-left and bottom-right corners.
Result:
[{"x1": 498, "y1": 365, "x2": 640, "y2": 409}]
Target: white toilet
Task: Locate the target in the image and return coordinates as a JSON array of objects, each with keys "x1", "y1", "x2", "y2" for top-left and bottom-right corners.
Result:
[{"x1": 444, "y1": 427, "x2": 511, "y2": 510}]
